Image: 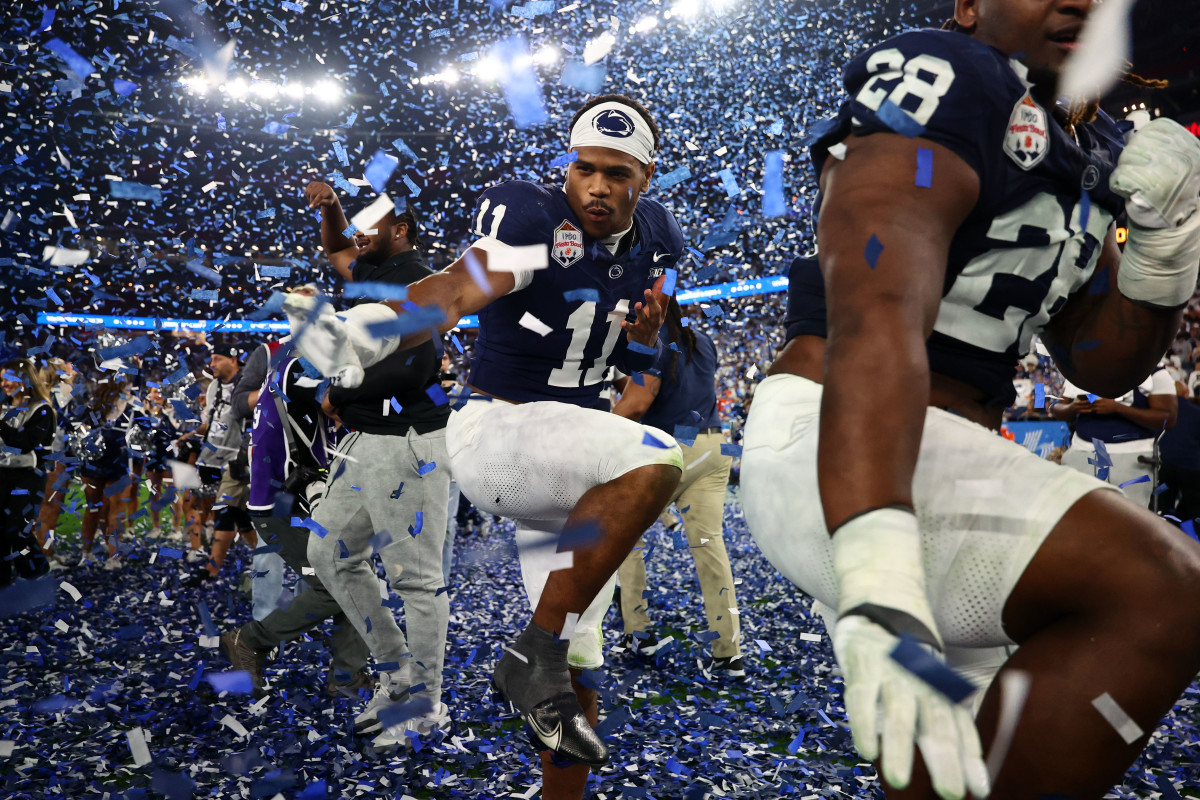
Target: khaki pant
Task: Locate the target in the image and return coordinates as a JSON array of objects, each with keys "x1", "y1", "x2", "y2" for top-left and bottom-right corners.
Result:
[{"x1": 618, "y1": 431, "x2": 741, "y2": 658}]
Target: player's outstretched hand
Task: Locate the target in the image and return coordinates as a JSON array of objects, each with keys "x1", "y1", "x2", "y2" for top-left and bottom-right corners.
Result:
[
  {"x1": 305, "y1": 181, "x2": 339, "y2": 211},
  {"x1": 834, "y1": 616, "x2": 989, "y2": 800},
  {"x1": 1110, "y1": 117, "x2": 1200, "y2": 230},
  {"x1": 622, "y1": 274, "x2": 669, "y2": 347},
  {"x1": 831, "y1": 507, "x2": 989, "y2": 800}
]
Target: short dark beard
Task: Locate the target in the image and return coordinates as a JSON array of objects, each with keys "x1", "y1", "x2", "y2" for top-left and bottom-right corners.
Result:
[{"x1": 354, "y1": 246, "x2": 388, "y2": 267}]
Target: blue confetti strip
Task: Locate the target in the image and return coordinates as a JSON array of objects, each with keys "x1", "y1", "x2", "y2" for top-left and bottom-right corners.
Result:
[
  {"x1": 560, "y1": 61, "x2": 606, "y2": 94},
  {"x1": 657, "y1": 166, "x2": 692, "y2": 189},
  {"x1": 205, "y1": 670, "x2": 255, "y2": 694},
  {"x1": 915, "y1": 147, "x2": 933, "y2": 188},
  {"x1": 864, "y1": 234, "x2": 884, "y2": 269},
  {"x1": 720, "y1": 444, "x2": 743, "y2": 457},
  {"x1": 364, "y1": 149, "x2": 399, "y2": 193},
  {"x1": 417, "y1": 460, "x2": 437, "y2": 476},
  {"x1": 44, "y1": 37, "x2": 94, "y2": 81},
  {"x1": 642, "y1": 432, "x2": 672, "y2": 449},
  {"x1": 563, "y1": 288, "x2": 598, "y2": 303},
  {"x1": 876, "y1": 98, "x2": 926, "y2": 138},
  {"x1": 108, "y1": 180, "x2": 163, "y2": 204},
  {"x1": 762, "y1": 150, "x2": 786, "y2": 218},
  {"x1": 1034, "y1": 382, "x2": 1045, "y2": 409},
  {"x1": 494, "y1": 37, "x2": 546, "y2": 129},
  {"x1": 342, "y1": 282, "x2": 408, "y2": 300}
]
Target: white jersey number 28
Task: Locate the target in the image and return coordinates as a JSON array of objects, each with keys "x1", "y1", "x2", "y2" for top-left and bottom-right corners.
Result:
[{"x1": 855, "y1": 48, "x2": 955, "y2": 127}]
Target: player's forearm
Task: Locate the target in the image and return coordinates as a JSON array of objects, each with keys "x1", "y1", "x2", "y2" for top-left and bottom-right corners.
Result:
[
  {"x1": 1051, "y1": 290, "x2": 1180, "y2": 399},
  {"x1": 319, "y1": 200, "x2": 354, "y2": 258},
  {"x1": 818, "y1": 304, "x2": 929, "y2": 533}
]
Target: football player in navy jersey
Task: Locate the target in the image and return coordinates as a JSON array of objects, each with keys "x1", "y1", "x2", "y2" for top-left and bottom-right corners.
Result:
[
  {"x1": 740, "y1": 1, "x2": 1200, "y2": 798},
  {"x1": 285, "y1": 94, "x2": 684, "y2": 795}
]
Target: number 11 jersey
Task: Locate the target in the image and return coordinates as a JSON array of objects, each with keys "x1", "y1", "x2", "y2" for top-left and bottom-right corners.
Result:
[{"x1": 467, "y1": 180, "x2": 685, "y2": 409}]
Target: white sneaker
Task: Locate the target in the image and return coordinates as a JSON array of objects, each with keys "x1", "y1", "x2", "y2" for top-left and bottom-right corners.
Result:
[
  {"x1": 102, "y1": 554, "x2": 123, "y2": 571},
  {"x1": 48, "y1": 555, "x2": 68, "y2": 571},
  {"x1": 354, "y1": 669, "x2": 411, "y2": 734},
  {"x1": 167, "y1": 527, "x2": 185, "y2": 543},
  {"x1": 149, "y1": 526, "x2": 163, "y2": 538},
  {"x1": 77, "y1": 550, "x2": 99, "y2": 567},
  {"x1": 185, "y1": 549, "x2": 209, "y2": 563},
  {"x1": 371, "y1": 701, "x2": 451, "y2": 750}
]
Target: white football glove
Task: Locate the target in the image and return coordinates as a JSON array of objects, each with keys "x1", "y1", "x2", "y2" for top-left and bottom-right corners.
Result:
[
  {"x1": 1110, "y1": 117, "x2": 1200, "y2": 308},
  {"x1": 831, "y1": 508, "x2": 989, "y2": 800}
]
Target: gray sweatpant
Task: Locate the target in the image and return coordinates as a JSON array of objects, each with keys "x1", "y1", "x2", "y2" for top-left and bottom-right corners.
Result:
[
  {"x1": 240, "y1": 516, "x2": 370, "y2": 681},
  {"x1": 310, "y1": 428, "x2": 450, "y2": 707}
]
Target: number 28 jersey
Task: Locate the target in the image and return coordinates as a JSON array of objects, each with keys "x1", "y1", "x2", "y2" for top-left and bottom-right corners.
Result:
[
  {"x1": 468, "y1": 180, "x2": 685, "y2": 409},
  {"x1": 812, "y1": 29, "x2": 1127, "y2": 407}
]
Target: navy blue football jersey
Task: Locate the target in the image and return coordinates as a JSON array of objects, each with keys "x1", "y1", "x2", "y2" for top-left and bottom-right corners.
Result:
[
  {"x1": 468, "y1": 181, "x2": 685, "y2": 408},
  {"x1": 812, "y1": 29, "x2": 1127, "y2": 406}
]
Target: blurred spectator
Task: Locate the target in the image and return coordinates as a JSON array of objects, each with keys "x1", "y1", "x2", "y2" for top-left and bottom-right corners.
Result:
[
  {"x1": 1052, "y1": 363, "x2": 1177, "y2": 508},
  {"x1": 0, "y1": 356, "x2": 56, "y2": 586}
]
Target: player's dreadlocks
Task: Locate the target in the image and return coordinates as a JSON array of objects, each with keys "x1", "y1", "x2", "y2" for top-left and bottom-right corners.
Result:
[{"x1": 939, "y1": 17, "x2": 1168, "y2": 137}]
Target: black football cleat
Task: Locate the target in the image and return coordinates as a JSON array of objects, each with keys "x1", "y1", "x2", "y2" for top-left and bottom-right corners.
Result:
[
  {"x1": 522, "y1": 691, "x2": 609, "y2": 768},
  {"x1": 492, "y1": 678, "x2": 608, "y2": 768}
]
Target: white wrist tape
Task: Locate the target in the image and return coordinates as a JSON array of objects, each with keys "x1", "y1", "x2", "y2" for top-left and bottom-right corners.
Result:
[
  {"x1": 832, "y1": 507, "x2": 943, "y2": 650},
  {"x1": 1117, "y1": 217, "x2": 1200, "y2": 308}
]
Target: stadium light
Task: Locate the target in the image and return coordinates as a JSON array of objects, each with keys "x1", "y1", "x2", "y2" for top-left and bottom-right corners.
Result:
[
  {"x1": 313, "y1": 79, "x2": 342, "y2": 101},
  {"x1": 225, "y1": 77, "x2": 249, "y2": 98},
  {"x1": 251, "y1": 81, "x2": 279, "y2": 99},
  {"x1": 533, "y1": 45, "x2": 561, "y2": 65},
  {"x1": 472, "y1": 55, "x2": 504, "y2": 81},
  {"x1": 673, "y1": 0, "x2": 701, "y2": 18},
  {"x1": 283, "y1": 82, "x2": 305, "y2": 99}
]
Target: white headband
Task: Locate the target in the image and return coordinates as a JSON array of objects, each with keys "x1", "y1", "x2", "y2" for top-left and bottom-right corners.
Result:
[{"x1": 568, "y1": 101, "x2": 656, "y2": 165}]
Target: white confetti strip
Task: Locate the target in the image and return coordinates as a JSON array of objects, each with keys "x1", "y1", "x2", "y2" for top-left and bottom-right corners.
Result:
[
  {"x1": 126, "y1": 727, "x2": 151, "y2": 766},
  {"x1": 1092, "y1": 692, "x2": 1143, "y2": 744},
  {"x1": 0, "y1": 741, "x2": 14, "y2": 757},
  {"x1": 518, "y1": 311, "x2": 553, "y2": 337},
  {"x1": 220, "y1": 714, "x2": 250, "y2": 738},
  {"x1": 560, "y1": 612, "x2": 581, "y2": 640},
  {"x1": 799, "y1": 632, "x2": 822, "y2": 642},
  {"x1": 349, "y1": 193, "x2": 394, "y2": 232},
  {"x1": 59, "y1": 581, "x2": 81, "y2": 602},
  {"x1": 987, "y1": 670, "x2": 1031, "y2": 783}
]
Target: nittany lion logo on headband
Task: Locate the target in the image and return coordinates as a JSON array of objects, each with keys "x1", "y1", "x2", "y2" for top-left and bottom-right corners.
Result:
[{"x1": 593, "y1": 109, "x2": 636, "y2": 138}]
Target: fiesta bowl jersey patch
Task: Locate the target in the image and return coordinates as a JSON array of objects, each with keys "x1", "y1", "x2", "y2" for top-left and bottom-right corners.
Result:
[
  {"x1": 812, "y1": 28, "x2": 1127, "y2": 408},
  {"x1": 467, "y1": 180, "x2": 685, "y2": 408}
]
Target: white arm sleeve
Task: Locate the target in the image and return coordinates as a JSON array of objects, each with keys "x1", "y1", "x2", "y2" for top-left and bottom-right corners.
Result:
[{"x1": 471, "y1": 237, "x2": 534, "y2": 294}]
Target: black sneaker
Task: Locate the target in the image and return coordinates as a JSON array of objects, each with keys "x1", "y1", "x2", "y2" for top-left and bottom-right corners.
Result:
[
  {"x1": 709, "y1": 655, "x2": 746, "y2": 679},
  {"x1": 327, "y1": 668, "x2": 377, "y2": 699},
  {"x1": 622, "y1": 632, "x2": 668, "y2": 658},
  {"x1": 220, "y1": 629, "x2": 268, "y2": 697}
]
